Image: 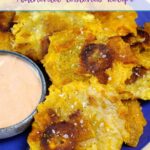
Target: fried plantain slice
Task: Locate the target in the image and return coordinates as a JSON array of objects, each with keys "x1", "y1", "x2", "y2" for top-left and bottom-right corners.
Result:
[
  {"x1": 42, "y1": 27, "x2": 104, "y2": 86},
  {"x1": 118, "y1": 25, "x2": 150, "y2": 100},
  {"x1": 11, "y1": 12, "x2": 102, "y2": 61},
  {"x1": 106, "y1": 35, "x2": 150, "y2": 100},
  {"x1": 0, "y1": 12, "x2": 15, "y2": 32},
  {"x1": 28, "y1": 79, "x2": 130, "y2": 150},
  {"x1": 92, "y1": 12, "x2": 137, "y2": 37},
  {"x1": 123, "y1": 100, "x2": 146, "y2": 147},
  {"x1": 11, "y1": 12, "x2": 54, "y2": 60},
  {"x1": 42, "y1": 25, "x2": 150, "y2": 100}
]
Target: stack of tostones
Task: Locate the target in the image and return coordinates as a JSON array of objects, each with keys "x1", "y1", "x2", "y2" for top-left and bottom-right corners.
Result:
[{"x1": 0, "y1": 11, "x2": 149, "y2": 150}]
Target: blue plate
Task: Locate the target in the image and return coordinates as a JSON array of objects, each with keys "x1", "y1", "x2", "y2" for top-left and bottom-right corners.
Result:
[{"x1": 0, "y1": 11, "x2": 150, "y2": 150}]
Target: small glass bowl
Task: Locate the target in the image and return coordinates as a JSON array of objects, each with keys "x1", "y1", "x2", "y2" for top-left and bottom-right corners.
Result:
[{"x1": 0, "y1": 50, "x2": 46, "y2": 139}]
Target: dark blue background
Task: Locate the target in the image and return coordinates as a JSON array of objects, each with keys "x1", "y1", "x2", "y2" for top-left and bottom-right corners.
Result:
[{"x1": 0, "y1": 12, "x2": 150, "y2": 150}]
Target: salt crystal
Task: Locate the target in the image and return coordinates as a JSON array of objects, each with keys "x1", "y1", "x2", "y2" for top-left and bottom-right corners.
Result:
[
  {"x1": 63, "y1": 134, "x2": 69, "y2": 139},
  {"x1": 80, "y1": 120, "x2": 84, "y2": 124},
  {"x1": 52, "y1": 129, "x2": 56, "y2": 134}
]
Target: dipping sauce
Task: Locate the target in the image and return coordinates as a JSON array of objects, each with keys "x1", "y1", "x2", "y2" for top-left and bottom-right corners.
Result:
[{"x1": 0, "y1": 54, "x2": 42, "y2": 128}]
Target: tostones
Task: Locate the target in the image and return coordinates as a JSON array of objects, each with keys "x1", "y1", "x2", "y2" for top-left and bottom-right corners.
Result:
[
  {"x1": 42, "y1": 25, "x2": 150, "y2": 100},
  {"x1": 28, "y1": 79, "x2": 129, "y2": 150},
  {"x1": 11, "y1": 12, "x2": 102, "y2": 60}
]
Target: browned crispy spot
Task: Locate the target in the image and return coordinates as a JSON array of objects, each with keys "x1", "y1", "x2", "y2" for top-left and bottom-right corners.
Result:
[
  {"x1": 122, "y1": 29, "x2": 150, "y2": 46},
  {"x1": 80, "y1": 43, "x2": 114, "y2": 84},
  {"x1": 41, "y1": 121, "x2": 76, "y2": 150},
  {"x1": 40, "y1": 110, "x2": 93, "y2": 150},
  {"x1": 122, "y1": 33, "x2": 135, "y2": 44},
  {"x1": 29, "y1": 109, "x2": 60, "y2": 144},
  {"x1": 137, "y1": 29, "x2": 150, "y2": 44},
  {"x1": 69, "y1": 110, "x2": 94, "y2": 142},
  {"x1": 0, "y1": 12, "x2": 15, "y2": 31},
  {"x1": 125, "y1": 66, "x2": 147, "y2": 84},
  {"x1": 41, "y1": 36, "x2": 50, "y2": 57},
  {"x1": 69, "y1": 110, "x2": 81, "y2": 120},
  {"x1": 130, "y1": 42, "x2": 145, "y2": 53},
  {"x1": 47, "y1": 109, "x2": 59, "y2": 123},
  {"x1": 107, "y1": 36, "x2": 137, "y2": 64}
]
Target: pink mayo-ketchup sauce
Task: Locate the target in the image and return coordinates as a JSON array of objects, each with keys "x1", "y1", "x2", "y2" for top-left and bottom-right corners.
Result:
[{"x1": 0, "y1": 54, "x2": 42, "y2": 128}]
